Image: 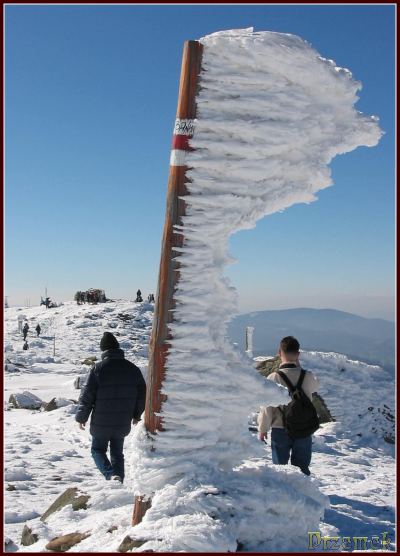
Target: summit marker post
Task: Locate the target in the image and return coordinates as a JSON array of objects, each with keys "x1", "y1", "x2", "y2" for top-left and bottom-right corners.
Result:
[{"x1": 132, "y1": 40, "x2": 203, "y2": 526}]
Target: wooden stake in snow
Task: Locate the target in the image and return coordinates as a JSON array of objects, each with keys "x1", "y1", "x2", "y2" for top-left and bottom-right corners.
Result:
[{"x1": 132, "y1": 40, "x2": 203, "y2": 526}]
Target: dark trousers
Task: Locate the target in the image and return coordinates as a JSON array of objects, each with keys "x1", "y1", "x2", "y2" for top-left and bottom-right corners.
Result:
[
  {"x1": 271, "y1": 428, "x2": 312, "y2": 475},
  {"x1": 91, "y1": 436, "x2": 125, "y2": 482}
]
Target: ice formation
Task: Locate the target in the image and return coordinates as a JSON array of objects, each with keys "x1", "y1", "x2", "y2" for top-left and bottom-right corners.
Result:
[{"x1": 130, "y1": 28, "x2": 382, "y2": 551}]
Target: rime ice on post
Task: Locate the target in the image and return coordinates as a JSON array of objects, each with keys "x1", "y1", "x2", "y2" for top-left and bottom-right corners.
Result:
[{"x1": 130, "y1": 28, "x2": 382, "y2": 550}]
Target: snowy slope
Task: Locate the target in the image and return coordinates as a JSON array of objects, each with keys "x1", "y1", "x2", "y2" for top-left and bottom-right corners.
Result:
[
  {"x1": 4, "y1": 300, "x2": 395, "y2": 552},
  {"x1": 4, "y1": 300, "x2": 153, "y2": 551}
]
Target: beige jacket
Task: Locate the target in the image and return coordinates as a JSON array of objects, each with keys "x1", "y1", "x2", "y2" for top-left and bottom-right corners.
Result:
[{"x1": 257, "y1": 365, "x2": 319, "y2": 434}]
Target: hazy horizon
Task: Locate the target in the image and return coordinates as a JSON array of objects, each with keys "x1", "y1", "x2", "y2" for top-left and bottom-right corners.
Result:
[{"x1": 5, "y1": 291, "x2": 395, "y2": 323}]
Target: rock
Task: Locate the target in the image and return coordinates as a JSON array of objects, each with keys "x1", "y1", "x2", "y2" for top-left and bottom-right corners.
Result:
[
  {"x1": 384, "y1": 432, "x2": 395, "y2": 444},
  {"x1": 6, "y1": 484, "x2": 16, "y2": 491},
  {"x1": 4, "y1": 363, "x2": 20, "y2": 374},
  {"x1": 43, "y1": 398, "x2": 75, "y2": 412},
  {"x1": 256, "y1": 356, "x2": 281, "y2": 377},
  {"x1": 107, "y1": 526, "x2": 118, "y2": 534},
  {"x1": 82, "y1": 356, "x2": 97, "y2": 366},
  {"x1": 118, "y1": 536, "x2": 146, "y2": 552},
  {"x1": 312, "y1": 392, "x2": 335, "y2": 424},
  {"x1": 74, "y1": 375, "x2": 88, "y2": 389},
  {"x1": 43, "y1": 398, "x2": 58, "y2": 412},
  {"x1": 45, "y1": 532, "x2": 90, "y2": 552},
  {"x1": 9, "y1": 392, "x2": 43, "y2": 410},
  {"x1": 5, "y1": 536, "x2": 18, "y2": 552},
  {"x1": 21, "y1": 525, "x2": 38, "y2": 546},
  {"x1": 118, "y1": 313, "x2": 133, "y2": 321},
  {"x1": 5, "y1": 358, "x2": 27, "y2": 369},
  {"x1": 72, "y1": 494, "x2": 90, "y2": 511},
  {"x1": 41, "y1": 487, "x2": 90, "y2": 522}
]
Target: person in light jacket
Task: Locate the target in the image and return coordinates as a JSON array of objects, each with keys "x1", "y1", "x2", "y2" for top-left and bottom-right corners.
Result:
[
  {"x1": 76, "y1": 332, "x2": 146, "y2": 483},
  {"x1": 258, "y1": 336, "x2": 319, "y2": 475}
]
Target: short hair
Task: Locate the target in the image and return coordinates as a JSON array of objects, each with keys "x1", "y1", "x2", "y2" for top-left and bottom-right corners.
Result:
[{"x1": 280, "y1": 336, "x2": 300, "y2": 354}]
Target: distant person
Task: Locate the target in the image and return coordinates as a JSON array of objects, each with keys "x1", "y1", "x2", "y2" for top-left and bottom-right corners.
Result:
[
  {"x1": 45, "y1": 297, "x2": 51, "y2": 309},
  {"x1": 147, "y1": 293, "x2": 155, "y2": 303},
  {"x1": 22, "y1": 322, "x2": 29, "y2": 341},
  {"x1": 23, "y1": 341, "x2": 29, "y2": 350},
  {"x1": 17, "y1": 314, "x2": 24, "y2": 333},
  {"x1": 35, "y1": 324, "x2": 41, "y2": 337},
  {"x1": 257, "y1": 336, "x2": 320, "y2": 476},
  {"x1": 76, "y1": 332, "x2": 146, "y2": 483},
  {"x1": 135, "y1": 289, "x2": 143, "y2": 303}
]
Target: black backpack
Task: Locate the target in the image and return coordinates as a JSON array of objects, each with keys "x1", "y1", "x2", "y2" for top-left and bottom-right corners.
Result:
[{"x1": 277, "y1": 369, "x2": 320, "y2": 439}]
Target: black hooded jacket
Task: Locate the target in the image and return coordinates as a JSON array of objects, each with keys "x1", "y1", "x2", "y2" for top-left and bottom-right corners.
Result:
[{"x1": 75, "y1": 348, "x2": 146, "y2": 438}]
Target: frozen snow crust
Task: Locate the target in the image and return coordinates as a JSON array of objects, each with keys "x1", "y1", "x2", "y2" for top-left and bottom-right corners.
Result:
[{"x1": 129, "y1": 28, "x2": 382, "y2": 551}]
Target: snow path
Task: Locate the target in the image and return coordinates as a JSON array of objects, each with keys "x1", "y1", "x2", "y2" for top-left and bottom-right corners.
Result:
[{"x1": 4, "y1": 301, "x2": 395, "y2": 552}]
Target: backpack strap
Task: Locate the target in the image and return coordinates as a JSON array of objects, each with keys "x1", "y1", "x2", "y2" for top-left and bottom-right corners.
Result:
[
  {"x1": 296, "y1": 368, "x2": 307, "y2": 391},
  {"x1": 276, "y1": 370, "x2": 296, "y2": 395}
]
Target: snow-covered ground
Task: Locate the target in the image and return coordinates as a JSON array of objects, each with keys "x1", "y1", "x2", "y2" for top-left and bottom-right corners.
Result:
[{"x1": 4, "y1": 300, "x2": 395, "y2": 552}]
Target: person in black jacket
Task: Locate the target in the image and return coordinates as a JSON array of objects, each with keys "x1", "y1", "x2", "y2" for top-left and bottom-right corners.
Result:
[{"x1": 75, "y1": 332, "x2": 146, "y2": 483}]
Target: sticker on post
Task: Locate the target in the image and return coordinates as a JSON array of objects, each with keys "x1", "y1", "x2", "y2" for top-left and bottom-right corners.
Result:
[{"x1": 170, "y1": 119, "x2": 195, "y2": 166}]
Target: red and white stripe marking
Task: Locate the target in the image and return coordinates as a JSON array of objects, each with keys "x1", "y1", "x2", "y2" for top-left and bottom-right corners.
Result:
[{"x1": 170, "y1": 119, "x2": 195, "y2": 166}]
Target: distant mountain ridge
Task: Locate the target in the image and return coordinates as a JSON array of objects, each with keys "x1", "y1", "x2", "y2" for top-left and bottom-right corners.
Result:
[{"x1": 228, "y1": 308, "x2": 395, "y2": 373}]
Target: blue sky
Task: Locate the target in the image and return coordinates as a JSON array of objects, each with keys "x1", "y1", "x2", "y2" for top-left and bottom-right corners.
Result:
[{"x1": 5, "y1": 4, "x2": 395, "y2": 320}]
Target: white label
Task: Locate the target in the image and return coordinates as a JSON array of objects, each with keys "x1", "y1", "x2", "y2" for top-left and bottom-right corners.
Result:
[
  {"x1": 173, "y1": 119, "x2": 195, "y2": 136},
  {"x1": 170, "y1": 149, "x2": 187, "y2": 167}
]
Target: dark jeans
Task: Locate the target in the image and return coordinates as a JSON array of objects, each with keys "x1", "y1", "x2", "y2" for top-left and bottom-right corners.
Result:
[
  {"x1": 271, "y1": 428, "x2": 312, "y2": 475},
  {"x1": 91, "y1": 436, "x2": 125, "y2": 482}
]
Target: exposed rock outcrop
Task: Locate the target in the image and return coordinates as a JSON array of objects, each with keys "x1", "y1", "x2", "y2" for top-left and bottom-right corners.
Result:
[
  {"x1": 9, "y1": 392, "x2": 43, "y2": 410},
  {"x1": 45, "y1": 532, "x2": 90, "y2": 552},
  {"x1": 118, "y1": 536, "x2": 146, "y2": 552},
  {"x1": 41, "y1": 487, "x2": 90, "y2": 522},
  {"x1": 21, "y1": 525, "x2": 38, "y2": 546}
]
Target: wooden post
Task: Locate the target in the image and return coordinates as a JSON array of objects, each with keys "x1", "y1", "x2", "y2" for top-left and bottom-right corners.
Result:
[{"x1": 132, "y1": 40, "x2": 203, "y2": 526}]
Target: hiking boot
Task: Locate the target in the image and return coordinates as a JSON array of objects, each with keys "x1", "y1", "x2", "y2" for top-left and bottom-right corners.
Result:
[{"x1": 111, "y1": 475, "x2": 123, "y2": 483}]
